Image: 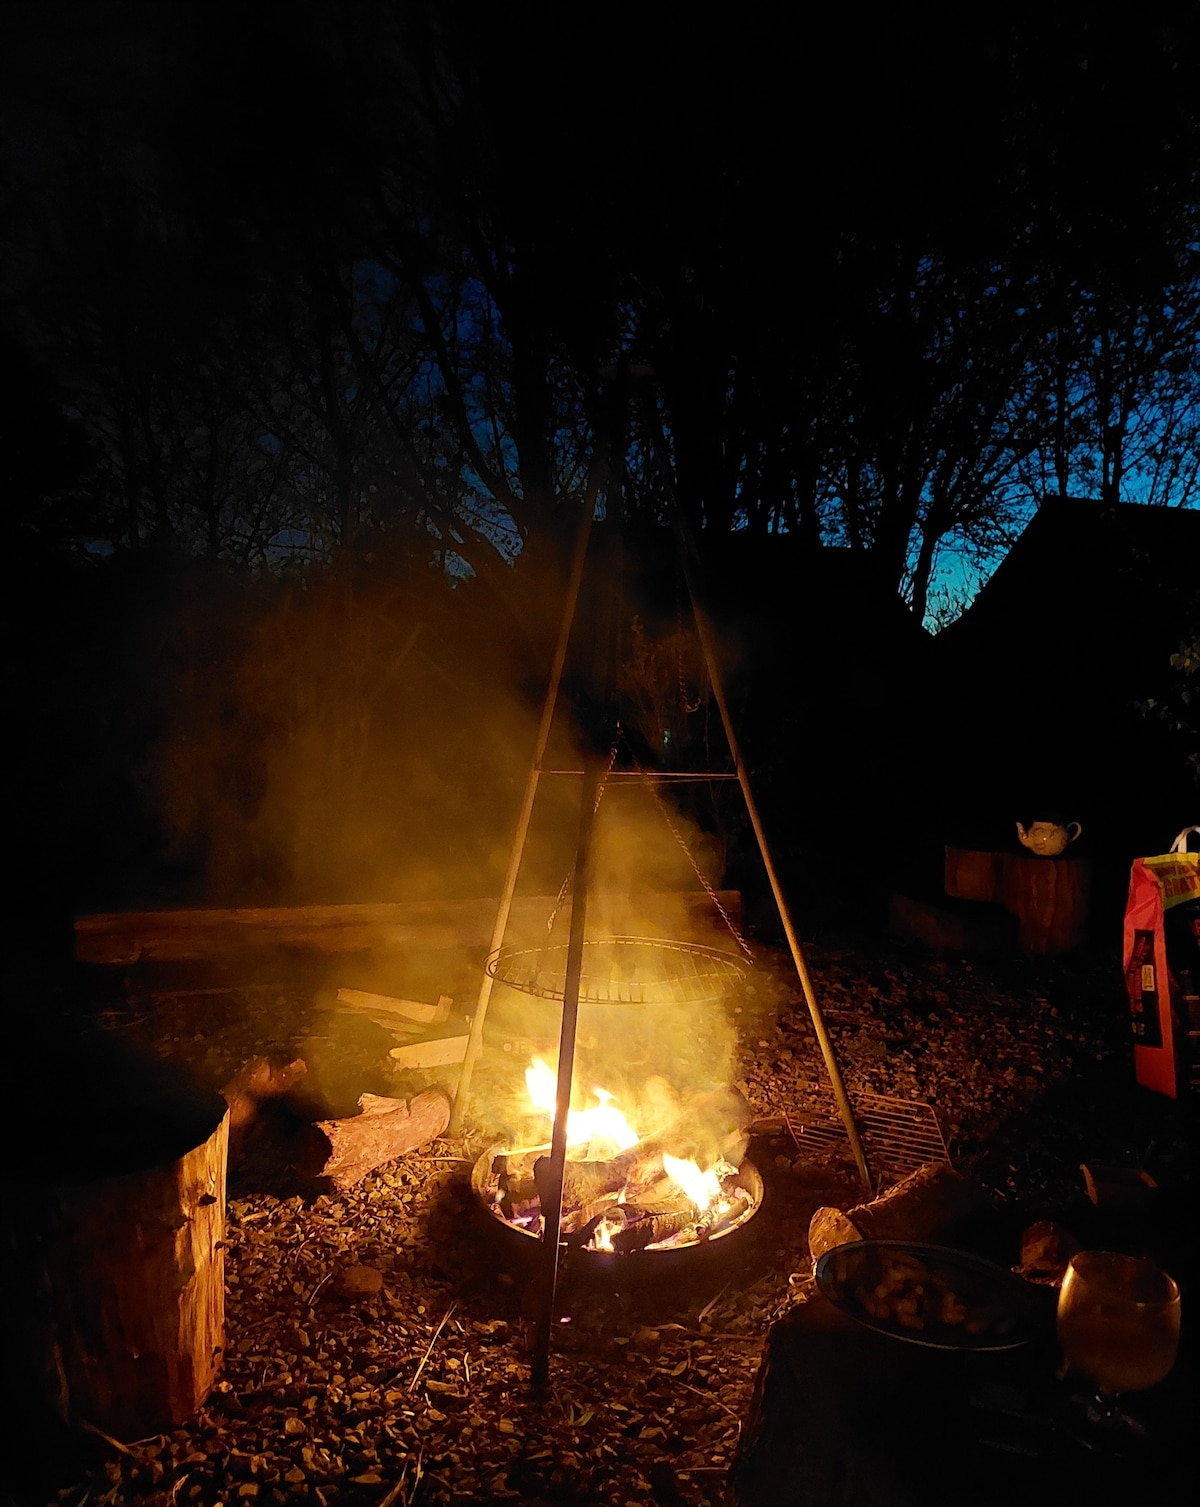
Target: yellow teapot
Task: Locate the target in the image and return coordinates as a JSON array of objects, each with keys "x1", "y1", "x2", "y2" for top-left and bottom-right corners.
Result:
[{"x1": 1016, "y1": 819, "x2": 1082, "y2": 857}]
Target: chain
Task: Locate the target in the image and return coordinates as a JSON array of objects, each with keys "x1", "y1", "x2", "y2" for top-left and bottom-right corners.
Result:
[{"x1": 637, "y1": 760, "x2": 755, "y2": 964}]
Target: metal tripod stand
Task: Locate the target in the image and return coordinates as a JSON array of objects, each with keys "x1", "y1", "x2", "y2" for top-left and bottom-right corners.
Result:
[{"x1": 449, "y1": 399, "x2": 869, "y2": 1389}]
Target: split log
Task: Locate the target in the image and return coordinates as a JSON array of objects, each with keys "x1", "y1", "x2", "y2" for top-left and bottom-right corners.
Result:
[
  {"x1": 388, "y1": 1034, "x2": 469, "y2": 1069},
  {"x1": 807, "y1": 1163, "x2": 992, "y2": 1264},
  {"x1": 312, "y1": 1089, "x2": 450, "y2": 1189},
  {"x1": 1080, "y1": 1162, "x2": 1158, "y2": 1219},
  {"x1": 336, "y1": 989, "x2": 452, "y2": 1029},
  {"x1": 1016, "y1": 1220, "x2": 1081, "y2": 1286}
]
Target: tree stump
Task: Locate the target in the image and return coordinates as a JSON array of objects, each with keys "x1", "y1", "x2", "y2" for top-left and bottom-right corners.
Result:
[
  {"x1": 1000, "y1": 852, "x2": 1091, "y2": 953},
  {"x1": 942, "y1": 845, "x2": 1092, "y2": 954},
  {"x1": 2, "y1": 1028, "x2": 229, "y2": 1442},
  {"x1": 943, "y1": 846, "x2": 1005, "y2": 902}
]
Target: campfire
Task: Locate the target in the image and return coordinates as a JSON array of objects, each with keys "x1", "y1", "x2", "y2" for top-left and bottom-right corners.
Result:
[{"x1": 472, "y1": 1059, "x2": 762, "y2": 1256}]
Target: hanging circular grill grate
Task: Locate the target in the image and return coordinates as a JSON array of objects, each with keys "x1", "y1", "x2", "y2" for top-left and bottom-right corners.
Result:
[{"x1": 485, "y1": 935, "x2": 748, "y2": 1006}]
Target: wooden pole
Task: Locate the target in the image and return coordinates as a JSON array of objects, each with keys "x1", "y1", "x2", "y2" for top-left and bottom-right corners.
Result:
[
  {"x1": 531, "y1": 761, "x2": 601, "y2": 1389},
  {"x1": 638, "y1": 389, "x2": 872, "y2": 1191},
  {"x1": 449, "y1": 472, "x2": 600, "y2": 1135}
]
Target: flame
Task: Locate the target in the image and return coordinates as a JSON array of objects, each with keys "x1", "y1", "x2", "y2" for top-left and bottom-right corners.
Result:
[
  {"x1": 593, "y1": 1217, "x2": 620, "y2": 1252},
  {"x1": 662, "y1": 1152, "x2": 722, "y2": 1211},
  {"x1": 524, "y1": 1056, "x2": 640, "y2": 1156}
]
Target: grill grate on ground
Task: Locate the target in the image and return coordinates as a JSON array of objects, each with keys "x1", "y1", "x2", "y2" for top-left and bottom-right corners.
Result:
[{"x1": 782, "y1": 1082, "x2": 950, "y2": 1181}]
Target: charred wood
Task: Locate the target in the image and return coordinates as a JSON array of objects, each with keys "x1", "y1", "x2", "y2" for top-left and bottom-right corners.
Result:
[{"x1": 533, "y1": 1149, "x2": 639, "y2": 1214}]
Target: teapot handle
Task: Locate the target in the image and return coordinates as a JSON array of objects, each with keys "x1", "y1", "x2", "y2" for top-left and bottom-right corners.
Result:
[{"x1": 1066, "y1": 821, "x2": 1082, "y2": 843}]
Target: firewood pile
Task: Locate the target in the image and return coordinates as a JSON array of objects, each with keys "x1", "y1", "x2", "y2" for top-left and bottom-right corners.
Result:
[{"x1": 19, "y1": 931, "x2": 1190, "y2": 1507}]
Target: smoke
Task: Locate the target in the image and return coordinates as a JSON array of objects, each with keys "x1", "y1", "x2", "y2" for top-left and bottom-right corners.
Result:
[
  {"x1": 145, "y1": 561, "x2": 550, "y2": 906},
  {"x1": 142, "y1": 546, "x2": 746, "y2": 1131}
]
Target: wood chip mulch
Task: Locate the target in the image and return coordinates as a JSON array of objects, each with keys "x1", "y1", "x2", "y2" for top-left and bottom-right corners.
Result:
[{"x1": 14, "y1": 931, "x2": 1192, "y2": 1507}]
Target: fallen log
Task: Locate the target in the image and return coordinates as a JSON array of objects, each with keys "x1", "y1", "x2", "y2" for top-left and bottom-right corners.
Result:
[
  {"x1": 807, "y1": 1162, "x2": 992, "y2": 1264},
  {"x1": 311, "y1": 1089, "x2": 450, "y2": 1189}
]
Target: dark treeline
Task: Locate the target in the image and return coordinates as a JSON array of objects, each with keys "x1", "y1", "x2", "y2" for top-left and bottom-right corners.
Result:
[
  {"x1": 4, "y1": 5, "x2": 1199, "y2": 605},
  {"x1": 2, "y1": 3, "x2": 1198, "y2": 922}
]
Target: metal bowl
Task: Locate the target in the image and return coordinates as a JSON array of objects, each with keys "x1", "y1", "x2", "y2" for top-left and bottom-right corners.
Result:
[{"x1": 814, "y1": 1240, "x2": 1043, "y2": 1351}]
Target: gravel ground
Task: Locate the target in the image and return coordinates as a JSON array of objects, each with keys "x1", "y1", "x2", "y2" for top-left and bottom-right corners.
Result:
[{"x1": 11, "y1": 930, "x2": 1193, "y2": 1507}]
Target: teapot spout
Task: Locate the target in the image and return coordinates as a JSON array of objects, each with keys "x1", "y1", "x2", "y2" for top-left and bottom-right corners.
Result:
[{"x1": 1015, "y1": 822, "x2": 1029, "y2": 842}]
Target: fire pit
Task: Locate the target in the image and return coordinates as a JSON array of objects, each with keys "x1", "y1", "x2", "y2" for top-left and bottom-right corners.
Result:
[
  {"x1": 470, "y1": 1050, "x2": 764, "y2": 1263},
  {"x1": 472, "y1": 1141, "x2": 763, "y2": 1260}
]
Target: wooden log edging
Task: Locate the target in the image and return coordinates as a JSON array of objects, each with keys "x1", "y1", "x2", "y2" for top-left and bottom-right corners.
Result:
[{"x1": 74, "y1": 892, "x2": 745, "y2": 965}]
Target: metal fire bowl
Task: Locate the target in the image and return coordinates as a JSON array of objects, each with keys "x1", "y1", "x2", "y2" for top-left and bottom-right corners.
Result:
[
  {"x1": 486, "y1": 936, "x2": 749, "y2": 1006},
  {"x1": 469, "y1": 1145, "x2": 764, "y2": 1276}
]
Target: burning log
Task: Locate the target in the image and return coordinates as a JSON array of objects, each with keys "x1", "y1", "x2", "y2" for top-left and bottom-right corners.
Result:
[
  {"x1": 609, "y1": 1206, "x2": 697, "y2": 1254},
  {"x1": 658, "y1": 1084, "x2": 753, "y2": 1166},
  {"x1": 532, "y1": 1148, "x2": 640, "y2": 1214},
  {"x1": 807, "y1": 1162, "x2": 992, "y2": 1263},
  {"x1": 311, "y1": 1089, "x2": 450, "y2": 1190}
]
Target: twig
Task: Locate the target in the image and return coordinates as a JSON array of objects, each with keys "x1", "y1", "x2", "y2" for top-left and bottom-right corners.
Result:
[
  {"x1": 697, "y1": 1284, "x2": 729, "y2": 1325},
  {"x1": 81, "y1": 1420, "x2": 136, "y2": 1456},
  {"x1": 307, "y1": 1271, "x2": 334, "y2": 1307},
  {"x1": 678, "y1": 1381, "x2": 742, "y2": 1427},
  {"x1": 376, "y1": 1472, "x2": 407, "y2": 1507},
  {"x1": 409, "y1": 1302, "x2": 458, "y2": 1391}
]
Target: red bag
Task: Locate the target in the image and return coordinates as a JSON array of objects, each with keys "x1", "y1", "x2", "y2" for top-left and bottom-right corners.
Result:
[{"x1": 1124, "y1": 826, "x2": 1200, "y2": 1097}]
